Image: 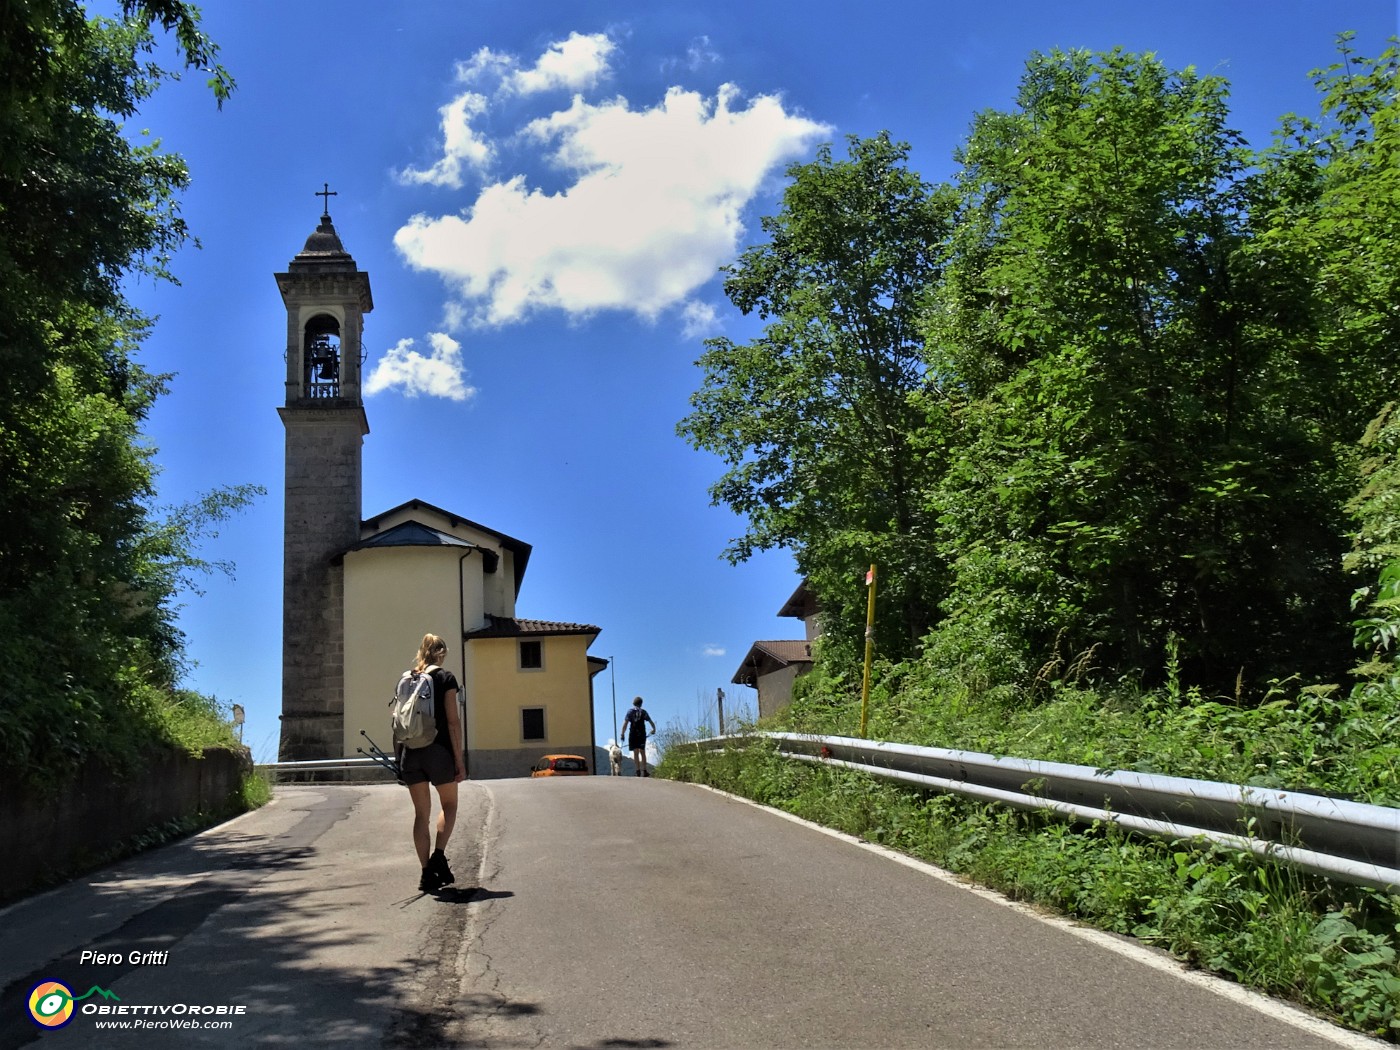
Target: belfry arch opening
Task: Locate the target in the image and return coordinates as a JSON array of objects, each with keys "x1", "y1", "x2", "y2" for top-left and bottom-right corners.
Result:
[{"x1": 304, "y1": 314, "x2": 341, "y2": 398}]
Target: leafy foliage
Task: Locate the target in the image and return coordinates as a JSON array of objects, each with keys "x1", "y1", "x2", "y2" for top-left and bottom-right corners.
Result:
[
  {"x1": 685, "y1": 41, "x2": 1400, "y2": 698},
  {"x1": 679, "y1": 133, "x2": 953, "y2": 660},
  {"x1": 0, "y1": 1, "x2": 251, "y2": 784},
  {"x1": 926, "y1": 47, "x2": 1364, "y2": 693},
  {"x1": 669, "y1": 49, "x2": 1400, "y2": 1037},
  {"x1": 1348, "y1": 403, "x2": 1400, "y2": 685}
]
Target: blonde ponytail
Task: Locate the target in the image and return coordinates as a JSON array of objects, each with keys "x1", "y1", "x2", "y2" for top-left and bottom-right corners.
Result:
[{"x1": 414, "y1": 633, "x2": 447, "y2": 672}]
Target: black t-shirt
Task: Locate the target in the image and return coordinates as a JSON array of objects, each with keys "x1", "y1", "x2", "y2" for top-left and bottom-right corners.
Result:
[
  {"x1": 427, "y1": 666, "x2": 460, "y2": 751},
  {"x1": 624, "y1": 707, "x2": 650, "y2": 744}
]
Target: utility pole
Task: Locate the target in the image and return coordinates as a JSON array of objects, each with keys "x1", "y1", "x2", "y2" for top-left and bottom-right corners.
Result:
[
  {"x1": 609, "y1": 656, "x2": 617, "y2": 742},
  {"x1": 717, "y1": 687, "x2": 725, "y2": 736}
]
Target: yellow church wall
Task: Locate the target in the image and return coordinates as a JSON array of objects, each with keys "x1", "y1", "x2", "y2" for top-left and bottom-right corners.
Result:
[
  {"x1": 357, "y1": 503, "x2": 515, "y2": 624},
  {"x1": 341, "y1": 545, "x2": 478, "y2": 758}
]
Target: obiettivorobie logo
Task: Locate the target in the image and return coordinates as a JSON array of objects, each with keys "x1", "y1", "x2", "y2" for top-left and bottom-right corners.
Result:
[{"x1": 27, "y1": 980, "x2": 120, "y2": 1029}]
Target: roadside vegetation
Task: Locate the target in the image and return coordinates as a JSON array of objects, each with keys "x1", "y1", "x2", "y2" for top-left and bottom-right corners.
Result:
[
  {"x1": 0, "y1": 2, "x2": 264, "y2": 805},
  {"x1": 667, "y1": 38, "x2": 1400, "y2": 1040}
]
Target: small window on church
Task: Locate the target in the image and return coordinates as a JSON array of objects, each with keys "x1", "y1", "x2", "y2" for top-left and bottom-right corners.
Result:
[
  {"x1": 519, "y1": 640, "x2": 543, "y2": 670},
  {"x1": 521, "y1": 707, "x2": 545, "y2": 741}
]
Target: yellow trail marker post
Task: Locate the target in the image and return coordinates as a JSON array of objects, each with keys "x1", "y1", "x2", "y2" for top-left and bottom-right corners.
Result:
[{"x1": 859, "y1": 564, "x2": 876, "y2": 738}]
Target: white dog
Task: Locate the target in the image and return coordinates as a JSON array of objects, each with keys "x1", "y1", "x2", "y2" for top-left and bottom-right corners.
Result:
[{"x1": 607, "y1": 741, "x2": 623, "y2": 776}]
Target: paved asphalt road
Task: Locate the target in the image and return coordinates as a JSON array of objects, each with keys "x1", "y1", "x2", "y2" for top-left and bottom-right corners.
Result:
[{"x1": 0, "y1": 778, "x2": 1386, "y2": 1049}]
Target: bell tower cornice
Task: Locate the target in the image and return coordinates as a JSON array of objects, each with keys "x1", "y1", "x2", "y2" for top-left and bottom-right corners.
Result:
[{"x1": 275, "y1": 272, "x2": 374, "y2": 312}]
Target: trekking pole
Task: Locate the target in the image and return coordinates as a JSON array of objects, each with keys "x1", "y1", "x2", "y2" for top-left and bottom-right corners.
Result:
[{"x1": 358, "y1": 729, "x2": 403, "y2": 780}]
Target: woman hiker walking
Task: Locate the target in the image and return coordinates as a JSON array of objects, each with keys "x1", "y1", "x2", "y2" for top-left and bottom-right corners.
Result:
[{"x1": 400, "y1": 633, "x2": 465, "y2": 891}]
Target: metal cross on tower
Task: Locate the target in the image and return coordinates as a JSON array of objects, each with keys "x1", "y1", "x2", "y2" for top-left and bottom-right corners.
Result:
[{"x1": 316, "y1": 182, "x2": 337, "y2": 218}]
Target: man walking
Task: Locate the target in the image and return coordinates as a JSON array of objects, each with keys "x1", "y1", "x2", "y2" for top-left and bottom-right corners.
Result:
[{"x1": 620, "y1": 696, "x2": 657, "y2": 776}]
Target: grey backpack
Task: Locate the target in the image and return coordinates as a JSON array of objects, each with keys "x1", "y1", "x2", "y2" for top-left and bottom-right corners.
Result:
[{"x1": 390, "y1": 665, "x2": 438, "y2": 749}]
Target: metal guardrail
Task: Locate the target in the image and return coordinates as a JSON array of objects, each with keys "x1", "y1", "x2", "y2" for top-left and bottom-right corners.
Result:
[
  {"x1": 258, "y1": 758, "x2": 383, "y2": 771},
  {"x1": 696, "y1": 732, "x2": 1400, "y2": 892},
  {"x1": 256, "y1": 757, "x2": 394, "y2": 781}
]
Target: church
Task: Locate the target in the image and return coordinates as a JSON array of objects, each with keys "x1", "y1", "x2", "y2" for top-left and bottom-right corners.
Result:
[{"x1": 275, "y1": 195, "x2": 605, "y2": 777}]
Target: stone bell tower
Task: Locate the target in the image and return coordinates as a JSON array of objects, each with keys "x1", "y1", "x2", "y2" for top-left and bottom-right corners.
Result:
[{"x1": 276, "y1": 187, "x2": 373, "y2": 761}]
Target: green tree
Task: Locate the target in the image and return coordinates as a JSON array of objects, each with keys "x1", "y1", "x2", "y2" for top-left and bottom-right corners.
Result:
[
  {"x1": 925, "y1": 48, "x2": 1361, "y2": 693},
  {"x1": 1255, "y1": 39, "x2": 1400, "y2": 429},
  {"x1": 1346, "y1": 402, "x2": 1400, "y2": 682},
  {"x1": 1255, "y1": 40, "x2": 1400, "y2": 689},
  {"x1": 678, "y1": 134, "x2": 953, "y2": 658},
  {"x1": 0, "y1": 1, "x2": 247, "y2": 780}
]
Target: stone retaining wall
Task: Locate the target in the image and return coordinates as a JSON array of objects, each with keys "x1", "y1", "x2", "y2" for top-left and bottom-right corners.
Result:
[{"x1": 0, "y1": 746, "x2": 252, "y2": 903}]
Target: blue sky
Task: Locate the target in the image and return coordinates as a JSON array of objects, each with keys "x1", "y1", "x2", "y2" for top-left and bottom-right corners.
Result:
[{"x1": 120, "y1": 1, "x2": 1398, "y2": 763}]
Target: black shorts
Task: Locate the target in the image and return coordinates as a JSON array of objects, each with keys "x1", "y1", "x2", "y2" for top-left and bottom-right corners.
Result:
[
  {"x1": 401, "y1": 742, "x2": 456, "y2": 786},
  {"x1": 628, "y1": 734, "x2": 646, "y2": 752}
]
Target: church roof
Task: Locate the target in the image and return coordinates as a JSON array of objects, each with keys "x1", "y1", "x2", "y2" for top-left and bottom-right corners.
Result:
[
  {"x1": 731, "y1": 639, "x2": 814, "y2": 686},
  {"x1": 361, "y1": 498, "x2": 531, "y2": 590},
  {"x1": 465, "y1": 615, "x2": 600, "y2": 639},
  {"x1": 344, "y1": 520, "x2": 502, "y2": 573},
  {"x1": 350, "y1": 520, "x2": 473, "y2": 549},
  {"x1": 288, "y1": 212, "x2": 359, "y2": 274}
]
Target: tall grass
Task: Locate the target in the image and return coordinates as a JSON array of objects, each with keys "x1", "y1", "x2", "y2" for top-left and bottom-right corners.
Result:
[{"x1": 774, "y1": 653, "x2": 1400, "y2": 807}]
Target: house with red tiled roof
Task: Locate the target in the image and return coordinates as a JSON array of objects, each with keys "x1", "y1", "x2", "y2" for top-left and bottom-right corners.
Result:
[
  {"x1": 462, "y1": 615, "x2": 608, "y2": 777},
  {"x1": 732, "y1": 580, "x2": 820, "y2": 719}
]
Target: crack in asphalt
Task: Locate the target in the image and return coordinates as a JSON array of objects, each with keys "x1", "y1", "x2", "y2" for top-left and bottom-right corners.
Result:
[{"x1": 384, "y1": 786, "x2": 544, "y2": 1049}]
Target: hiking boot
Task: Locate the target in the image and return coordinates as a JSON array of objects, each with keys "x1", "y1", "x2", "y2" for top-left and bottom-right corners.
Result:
[
  {"x1": 419, "y1": 865, "x2": 445, "y2": 893},
  {"x1": 429, "y1": 848, "x2": 455, "y2": 887}
]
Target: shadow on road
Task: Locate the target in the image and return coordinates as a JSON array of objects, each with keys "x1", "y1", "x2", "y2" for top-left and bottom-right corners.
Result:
[{"x1": 0, "y1": 787, "x2": 539, "y2": 1047}]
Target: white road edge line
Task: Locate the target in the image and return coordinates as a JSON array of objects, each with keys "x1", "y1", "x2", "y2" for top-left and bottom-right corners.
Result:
[{"x1": 688, "y1": 782, "x2": 1388, "y2": 1050}]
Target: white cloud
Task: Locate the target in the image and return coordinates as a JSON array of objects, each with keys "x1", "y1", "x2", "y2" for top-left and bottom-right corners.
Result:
[
  {"x1": 508, "y1": 31, "x2": 615, "y2": 95},
  {"x1": 397, "y1": 92, "x2": 492, "y2": 189},
  {"x1": 661, "y1": 35, "x2": 720, "y2": 76},
  {"x1": 683, "y1": 35, "x2": 720, "y2": 72},
  {"x1": 680, "y1": 301, "x2": 718, "y2": 339},
  {"x1": 455, "y1": 47, "x2": 514, "y2": 85},
  {"x1": 703, "y1": 644, "x2": 726, "y2": 657},
  {"x1": 394, "y1": 75, "x2": 830, "y2": 327},
  {"x1": 364, "y1": 332, "x2": 475, "y2": 401},
  {"x1": 398, "y1": 33, "x2": 615, "y2": 190}
]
